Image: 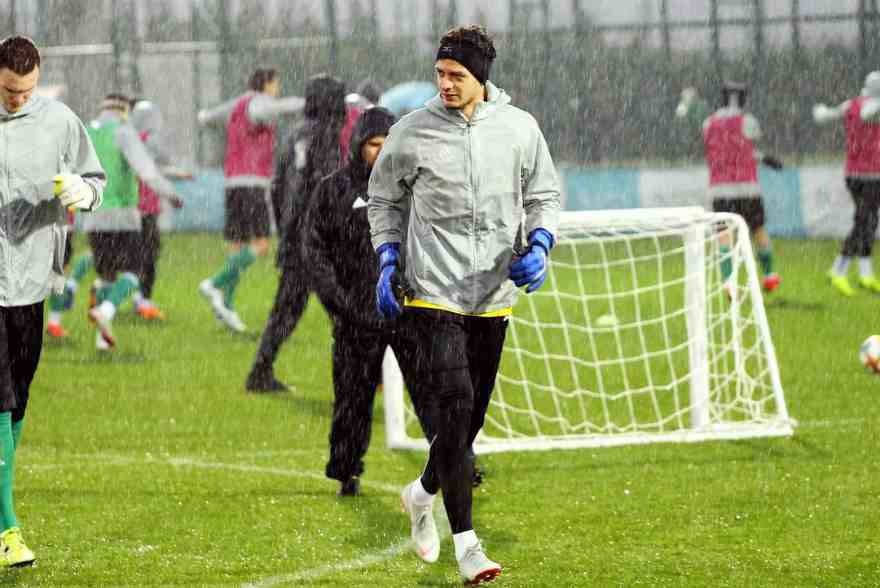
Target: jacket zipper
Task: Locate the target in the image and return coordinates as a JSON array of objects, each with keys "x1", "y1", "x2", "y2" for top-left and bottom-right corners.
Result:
[
  {"x1": 466, "y1": 120, "x2": 477, "y2": 307},
  {"x1": 1, "y1": 120, "x2": 7, "y2": 305}
]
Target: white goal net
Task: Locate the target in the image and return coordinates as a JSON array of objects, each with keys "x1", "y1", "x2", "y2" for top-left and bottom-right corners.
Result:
[{"x1": 383, "y1": 207, "x2": 794, "y2": 454}]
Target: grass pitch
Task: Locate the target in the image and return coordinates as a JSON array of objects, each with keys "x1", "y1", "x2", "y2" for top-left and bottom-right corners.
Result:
[{"x1": 15, "y1": 234, "x2": 880, "y2": 586}]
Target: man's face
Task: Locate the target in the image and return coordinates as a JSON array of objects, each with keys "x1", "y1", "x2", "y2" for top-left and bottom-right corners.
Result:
[
  {"x1": 361, "y1": 134, "x2": 386, "y2": 167},
  {"x1": 0, "y1": 66, "x2": 39, "y2": 113},
  {"x1": 435, "y1": 59, "x2": 482, "y2": 110},
  {"x1": 264, "y1": 77, "x2": 280, "y2": 98}
]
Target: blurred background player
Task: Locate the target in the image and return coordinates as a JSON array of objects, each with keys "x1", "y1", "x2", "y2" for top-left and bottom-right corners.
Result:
[
  {"x1": 368, "y1": 25, "x2": 560, "y2": 584},
  {"x1": 678, "y1": 81, "x2": 784, "y2": 294},
  {"x1": 813, "y1": 71, "x2": 880, "y2": 296},
  {"x1": 130, "y1": 99, "x2": 192, "y2": 320},
  {"x1": 36, "y1": 83, "x2": 93, "y2": 340},
  {"x1": 244, "y1": 74, "x2": 346, "y2": 392},
  {"x1": 304, "y1": 107, "x2": 413, "y2": 496},
  {"x1": 340, "y1": 78, "x2": 382, "y2": 165},
  {"x1": 84, "y1": 93, "x2": 181, "y2": 350},
  {"x1": 196, "y1": 68, "x2": 304, "y2": 334},
  {"x1": 0, "y1": 36, "x2": 105, "y2": 567}
]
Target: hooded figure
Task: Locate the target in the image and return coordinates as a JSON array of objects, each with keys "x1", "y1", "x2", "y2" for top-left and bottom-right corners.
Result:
[
  {"x1": 128, "y1": 100, "x2": 188, "y2": 321},
  {"x1": 245, "y1": 74, "x2": 347, "y2": 393},
  {"x1": 274, "y1": 74, "x2": 347, "y2": 267},
  {"x1": 301, "y1": 107, "x2": 423, "y2": 496}
]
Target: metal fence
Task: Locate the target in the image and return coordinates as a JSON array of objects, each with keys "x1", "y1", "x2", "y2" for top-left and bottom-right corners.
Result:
[{"x1": 11, "y1": 0, "x2": 880, "y2": 167}]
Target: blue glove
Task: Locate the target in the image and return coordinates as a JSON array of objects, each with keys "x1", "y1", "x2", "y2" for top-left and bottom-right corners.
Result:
[
  {"x1": 509, "y1": 228, "x2": 554, "y2": 294},
  {"x1": 376, "y1": 242, "x2": 402, "y2": 319}
]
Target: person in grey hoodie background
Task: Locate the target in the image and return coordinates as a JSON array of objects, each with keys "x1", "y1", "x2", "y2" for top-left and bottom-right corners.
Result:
[
  {"x1": 0, "y1": 36, "x2": 106, "y2": 567},
  {"x1": 83, "y1": 94, "x2": 181, "y2": 351},
  {"x1": 130, "y1": 99, "x2": 191, "y2": 321},
  {"x1": 367, "y1": 25, "x2": 560, "y2": 585}
]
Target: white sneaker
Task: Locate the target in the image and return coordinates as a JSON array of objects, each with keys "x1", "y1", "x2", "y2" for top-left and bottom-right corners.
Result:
[
  {"x1": 400, "y1": 482, "x2": 440, "y2": 563},
  {"x1": 220, "y1": 308, "x2": 247, "y2": 333},
  {"x1": 723, "y1": 279, "x2": 737, "y2": 302},
  {"x1": 198, "y1": 279, "x2": 226, "y2": 321},
  {"x1": 95, "y1": 330, "x2": 111, "y2": 351},
  {"x1": 88, "y1": 304, "x2": 115, "y2": 348},
  {"x1": 458, "y1": 542, "x2": 501, "y2": 585}
]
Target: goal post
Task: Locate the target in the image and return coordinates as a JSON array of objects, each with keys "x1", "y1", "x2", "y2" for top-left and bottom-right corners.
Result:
[{"x1": 383, "y1": 207, "x2": 794, "y2": 454}]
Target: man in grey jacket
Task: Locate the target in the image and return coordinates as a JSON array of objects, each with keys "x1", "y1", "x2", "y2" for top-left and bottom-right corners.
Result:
[
  {"x1": 0, "y1": 36, "x2": 105, "y2": 567},
  {"x1": 367, "y1": 26, "x2": 560, "y2": 585}
]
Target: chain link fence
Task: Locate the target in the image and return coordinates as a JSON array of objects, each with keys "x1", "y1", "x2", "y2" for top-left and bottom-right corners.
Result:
[{"x1": 8, "y1": 0, "x2": 880, "y2": 167}]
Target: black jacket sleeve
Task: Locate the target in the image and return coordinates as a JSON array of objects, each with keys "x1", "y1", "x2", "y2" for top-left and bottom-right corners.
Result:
[{"x1": 304, "y1": 177, "x2": 348, "y2": 319}]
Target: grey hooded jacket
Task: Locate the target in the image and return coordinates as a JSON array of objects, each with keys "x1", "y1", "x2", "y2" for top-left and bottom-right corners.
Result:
[
  {"x1": 367, "y1": 82, "x2": 560, "y2": 315},
  {"x1": 0, "y1": 95, "x2": 105, "y2": 306}
]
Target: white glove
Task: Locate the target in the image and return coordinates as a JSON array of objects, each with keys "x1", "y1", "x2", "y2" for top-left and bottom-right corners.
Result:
[
  {"x1": 197, "y1": 109, "x2": 209, "y2": 125},
  {"x1": 53, "y1": 174, "x2": 95, "y2": 210},
  {"x1": 812, "y1": 104, "x2": 827, "y2": 122}
]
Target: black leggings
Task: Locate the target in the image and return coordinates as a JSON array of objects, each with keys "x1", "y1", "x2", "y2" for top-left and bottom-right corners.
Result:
[
  {"x1": 324, "y1": 321, "x2": 421, "y2": 482},
  {"x1": 842, "y1": 178, "x2": 880, "y2": 258},
  {"x1": 0, "y1": 303, "x2": 43, "y2": 422},
  {"x1": 140, "y1": 214, "x2": 161, "y2": 299},
  {"x1": 250, "y1": 269, "x2": 309, "y2": 374},
  {"x1": 404, "y1": 309, "x2": 508, "y2": 534}
]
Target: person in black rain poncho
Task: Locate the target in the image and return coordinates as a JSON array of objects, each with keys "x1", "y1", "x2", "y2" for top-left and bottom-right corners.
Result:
[
  {"x1": 302, "y1": 107, "x2": 416, "y2": 496},
  {"x1": 245, "y1": 74, "x2": 347, "y2": 392}
]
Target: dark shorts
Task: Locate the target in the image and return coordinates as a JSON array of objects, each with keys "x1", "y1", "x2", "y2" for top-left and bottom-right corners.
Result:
[
  {"x1": 88, "y1": 231, "x2": 142, "y2": 279},
  {"x1": 224, "y1": 186, "x2": 271, "y2": 242},
  {"x1": 712, "y1": 196, "x2": 765, "y2": 231},
  {"x1": 0, "y1": 302, "x2": 43, "y2": 421},
  {"x1": 63, "y1": 233, "x2": 73, "y2": 268}
]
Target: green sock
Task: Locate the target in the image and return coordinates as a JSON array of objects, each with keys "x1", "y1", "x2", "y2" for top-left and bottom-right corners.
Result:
[
  {"x1": 757, "y1": 247, "x2": 774, "y2": 275},
  {"x1": 211, "y1": 247, "x2": 256, "y2": 309},
  {"x1": 106, "y1": 272, "x2": 140, "y2": 308},
  {"x1": 47, "y1": 291, "x2": 65, "y2": 312},
  {"x1": 719, "y1": 245, "x2": 733, "y2": 282},
  {"x1": 71, "y1": 253, "x2": 94, "y2": 282},
  {"x1": 0, "y1": 413, "x2": 17, "y2": 531},
  {"x1": 11, "y1": 420, "x2": 22, "y2": 451}
]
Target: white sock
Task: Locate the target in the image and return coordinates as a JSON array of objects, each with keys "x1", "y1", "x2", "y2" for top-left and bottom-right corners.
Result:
[
  {"x1": 98, "y1": 300, "x2": 117, "y2": 320},
  {"x1": 453, "y1": 529, "x2": 479, "y2": 561},
  {"x1": 410, "y1": 479, "x2": 435, "y2": 506},
  {"x1": 832, "y1": 255, "x2": 851, "y2": 277},
  {"x1": 132, "y1": 290, "x2": 144, "y2": 306},
  {"x1": 859, "y1": 257, "x2": 874, "y2": 278},
  {"x1": 65, "y1": 278, "x2": 77, "y2": 292},
  {"x1": 48, "y1": 311, "x2": 62, "y2": 324}
]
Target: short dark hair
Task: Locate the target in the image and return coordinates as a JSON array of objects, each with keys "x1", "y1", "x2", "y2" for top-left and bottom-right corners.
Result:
[
  {"x1": 0, "y1": 36, "x2": 40, "y2": 75},
  {"x1": 439, "y1": 26, "x2": 496, "y2": 61},
  {"x1": 102, "y1": 93, "x2": 132, "y2": 112},
  {"x1": 249, "y1": 68, "x2": 277, "y2": 92}
]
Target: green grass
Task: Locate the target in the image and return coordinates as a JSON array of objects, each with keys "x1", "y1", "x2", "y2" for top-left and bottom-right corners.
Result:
[{"x1": 13, "y1": 234, "x2": 880, "y2": 586}]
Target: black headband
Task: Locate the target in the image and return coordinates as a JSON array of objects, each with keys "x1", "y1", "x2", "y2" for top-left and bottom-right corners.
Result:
[{"x1": 436, "y1": 43, "x2": 492, "y2": 85}]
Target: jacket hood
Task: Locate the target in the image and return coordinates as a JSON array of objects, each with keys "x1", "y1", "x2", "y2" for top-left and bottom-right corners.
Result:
[
  {"x1": 349, "y1": 107, "x2": 396, "y2": 179},
  {"x1": 0, "y1": 93, "x2": 49, "y2": 119},
  {"x1": 304, "y1": 74, "x2": 347, "y2": 122},
  {"x1": 424, "y1": 81, "x2": 510, "y2": 124},
  {"x1": 130, "y1": 100, "x2": 163, "y2": 134}
]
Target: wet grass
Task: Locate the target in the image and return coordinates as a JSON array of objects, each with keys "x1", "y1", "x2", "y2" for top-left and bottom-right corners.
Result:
[{"x1": 17, "y1": 234, "x2": 880, "y2": 586}]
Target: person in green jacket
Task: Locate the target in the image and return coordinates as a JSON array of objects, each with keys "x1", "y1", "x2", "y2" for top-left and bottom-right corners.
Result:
[
  {"x1": 83, "y1": 94, "x2": 180, "y2": 351},
  {"x1": 0, "y1": 36, "x2": 106, "y2": 568}
]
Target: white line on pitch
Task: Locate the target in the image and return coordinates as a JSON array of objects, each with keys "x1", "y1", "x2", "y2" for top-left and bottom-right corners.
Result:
[
  {"x1": 166, "y1": 456, "x2": 402, "y2": 495},
  {"x1": 241, "y1": 538, "x2": 415, "y2": 588},
  {"x1": 38, "y1": 452, "x2": 444, "y2": 585}
]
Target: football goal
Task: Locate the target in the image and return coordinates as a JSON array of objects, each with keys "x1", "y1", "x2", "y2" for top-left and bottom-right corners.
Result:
[{"x1": 383, "y1": 207, "x2": 794, "y2": 454}]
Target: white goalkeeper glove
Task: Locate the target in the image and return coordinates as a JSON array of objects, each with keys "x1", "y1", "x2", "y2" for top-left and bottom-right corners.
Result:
[{"x1": 53, "y1": 174, "x2": 96, "y2": 210}]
